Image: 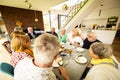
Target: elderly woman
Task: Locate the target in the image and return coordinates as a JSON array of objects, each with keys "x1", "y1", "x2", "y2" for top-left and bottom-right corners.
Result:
[
  {"x1": 67, "y1": 28, "x2": 83, "y2": 47},
  {"x1": 58, "y1": 28, "x2": 67, "y2": 43},
  {"x1": 14, "y1": 33, "x2": 69, "y2": 80},
  {"x1": 84, "y1": 42, "x2": 120, "y2": 80}
]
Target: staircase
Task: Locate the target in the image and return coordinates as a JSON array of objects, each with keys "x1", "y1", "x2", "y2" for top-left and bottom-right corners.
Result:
[
  {"x1": 62, "y1": 0, "x2": 103, "y2": 33},
  {"x1": 62, "y1": 0, "x2": 88, "y2": 28}
]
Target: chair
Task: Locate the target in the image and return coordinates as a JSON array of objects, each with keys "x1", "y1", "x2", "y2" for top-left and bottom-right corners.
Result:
[
  {"x1": 2, "y1": 41, "x2": 12, "y2": 54},
  {"x1": 0, "y1": 62, "x2": 14, "y2": 76}
]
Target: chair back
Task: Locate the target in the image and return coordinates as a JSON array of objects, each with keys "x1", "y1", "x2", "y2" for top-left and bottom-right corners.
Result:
[
  {"x1": 2, "y1": 41, "x2": 12, "y2": 54},
  {"x1": 0, "y1": 62, "x2": 14, "y2": 76}
]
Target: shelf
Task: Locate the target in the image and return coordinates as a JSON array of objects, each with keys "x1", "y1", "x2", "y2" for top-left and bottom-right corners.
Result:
[{"x1": 83, "y1": 18, "x2": 107, "y2": 21}]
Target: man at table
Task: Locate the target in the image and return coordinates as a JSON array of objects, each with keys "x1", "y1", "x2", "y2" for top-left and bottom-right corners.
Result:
[
  {"x1": 14, "y1": 33, "x2": 69, "y2": 80},
  {"x1": 82, "y1": 32, "x2": 101, "y2": 49},
  {"x1": 26, "y1": 27, "x2": 44, "y2": 39},
  {"x1": 46, "y1": 27, "x2": 58, "y2": 37}
]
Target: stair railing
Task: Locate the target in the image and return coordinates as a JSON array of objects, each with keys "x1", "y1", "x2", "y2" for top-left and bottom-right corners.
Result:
[{"x1": 61, "y1": 0, "x2": 88, "y2": 28}]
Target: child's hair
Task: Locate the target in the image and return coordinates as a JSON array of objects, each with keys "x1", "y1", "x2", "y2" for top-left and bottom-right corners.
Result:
[
  {"x1": 10, "y1": 31, "x2": 25, "y2": 39},
  {"x1": 11, "y1": 35, "x2": 33, "y2": 57}
]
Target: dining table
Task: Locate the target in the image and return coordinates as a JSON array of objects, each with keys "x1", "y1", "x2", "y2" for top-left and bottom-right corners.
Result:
[{"x1": 52, "y1": 43, "x2": 91, "y2": 80}]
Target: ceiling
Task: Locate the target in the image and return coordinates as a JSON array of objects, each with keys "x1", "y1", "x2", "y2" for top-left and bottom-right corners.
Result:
[
  {"x1": 96, "y1": 0, "x2": 120, "y2": 10},
  {"x1": 0, "y1": 0, "x2": 120, "y2": 15},
  {"x1": 0, "y1": 0, "x2": 67, "y2": 13}
]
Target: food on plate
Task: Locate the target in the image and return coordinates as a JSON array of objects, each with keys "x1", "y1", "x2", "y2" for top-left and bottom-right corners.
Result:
[
  {"x1": 75, "y1": 55, "x2": 87, "y2": 64},
  {"x1": 66, "y1": 49, "x2": 72, "y2": 54},
  {"x1": 75, "y1": 47, "x2": 84, "y2": 52},
  {"x1": 56, "y1": 57, "x2": 63, "y2": 66}
]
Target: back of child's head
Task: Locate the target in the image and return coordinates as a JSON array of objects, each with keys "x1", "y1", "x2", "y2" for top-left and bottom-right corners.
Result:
[
  {"x1": 11, "y1": 35, "x2": 30, "y2": 51},
  {"x1": 10, "y1": 31, "x2": 25, "y2": 39}
]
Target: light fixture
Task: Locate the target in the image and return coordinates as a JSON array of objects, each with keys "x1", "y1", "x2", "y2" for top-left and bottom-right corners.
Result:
[
  {"x1": 34, "y1": 11, "x2": 38, "y2": 22},
  {"x1": 99, "y1": 4, "x2": 103, "y2": 16},
  {"x1": 24, "y1": 0, "x2": 32, "y2": 9},
  {"x1": 24, "y1": 0, "x2": 28, "y2": 3},
  {"x1": 62, "y1": 4, "x2": 68, "y2": 11},
  {"x1": 27, "y1": 3, "x2": 32, "y2": 9}
]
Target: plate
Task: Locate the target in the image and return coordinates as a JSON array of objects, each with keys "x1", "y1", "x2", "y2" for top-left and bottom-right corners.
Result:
[
  {"x1": 75, "y1": 55, "x2": 87, "y2": 64},
  {"x1": 75, "y1": 47, "x2": 84, "y2": 52}
]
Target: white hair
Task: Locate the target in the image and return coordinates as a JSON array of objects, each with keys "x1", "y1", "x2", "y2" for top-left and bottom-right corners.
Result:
[
  {"x1": 27, "y1": 27, "x2": 33, "y2": 30},
  {"x1": 90, "y1": 42, "x2": 113, "y2": 59},
  {"x1": 33, "y1": 33, "x2": 60, "y2": 64},
  {"x1": 88, "y1": 32, "x2": 97, "y2": 39}
]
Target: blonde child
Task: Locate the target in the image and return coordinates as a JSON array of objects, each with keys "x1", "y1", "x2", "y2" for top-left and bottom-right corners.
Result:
[{"x1": 10, "y1": 35, "x2": 34, "y2": 67}]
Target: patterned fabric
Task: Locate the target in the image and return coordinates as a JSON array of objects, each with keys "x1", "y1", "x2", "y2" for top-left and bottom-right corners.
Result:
[
  {"x1": 16, "y1": 49, "x2": 34, "y2": 57},
  {"x1": 14, "y1": 57, "x2": 57, "y2": 80},
  {"x1": 10, "y1": 51, "x2": 32, "y2": 67}
]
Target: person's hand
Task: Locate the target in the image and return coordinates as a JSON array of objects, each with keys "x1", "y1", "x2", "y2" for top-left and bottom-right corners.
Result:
[
  {"x1": 58, "y1": 66, "x2": 70, "y2": 80},
  {"x1": 87, "y1": 62, "x2": 92, "y2": 67},
  {"x1": 74, "y1": 41, "x2": 80, "y2": 47}
]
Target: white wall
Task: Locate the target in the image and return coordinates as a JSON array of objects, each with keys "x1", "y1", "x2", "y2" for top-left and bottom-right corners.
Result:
[
  {"x1": 85, "y1": 8, "x2": 120, "y2": 19},
  {"x1": 82, "y1": 7, "x2": 120, "y2": 29},
  {"x1": 82, "y1": 7, "x2": 120, "y2": 44},
  {"x1": 92, "y1": 30, "x2": 116, "y2": 44},
  {"x1": 83, "y1": 18, "x2": 107, "y2": 28}
]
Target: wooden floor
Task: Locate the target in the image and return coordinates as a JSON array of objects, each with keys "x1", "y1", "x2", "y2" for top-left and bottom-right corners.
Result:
[{"x1": 112, "y1": 36, "x2": 120, "y2": 63}]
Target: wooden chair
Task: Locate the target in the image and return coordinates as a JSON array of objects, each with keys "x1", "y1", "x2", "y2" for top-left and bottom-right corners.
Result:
[{"x1": 2, "y1": 41, "x2": 12, "y2": 54}]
